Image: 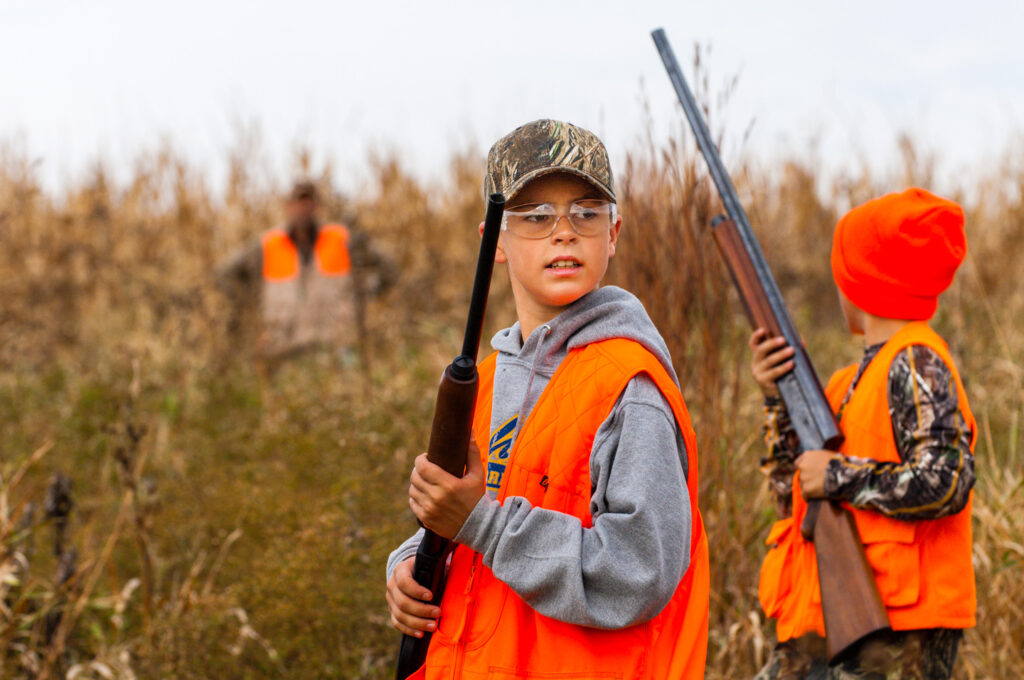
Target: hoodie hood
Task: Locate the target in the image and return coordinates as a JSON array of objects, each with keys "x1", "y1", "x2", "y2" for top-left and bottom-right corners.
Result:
[
  {"x1": 483, "y1": 286, "x2": 678, "y2": 498},
  {"x1": 491, "y1": 285, "x2": 679, "y2": 386}
]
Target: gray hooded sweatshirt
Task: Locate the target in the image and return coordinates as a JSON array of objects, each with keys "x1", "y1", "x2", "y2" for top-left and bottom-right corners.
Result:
[{"x1": 386, "y1": 286, "x2": 692, "y2": 629}]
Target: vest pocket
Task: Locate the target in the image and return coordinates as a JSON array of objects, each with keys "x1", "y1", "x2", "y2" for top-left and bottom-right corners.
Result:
[
  {"x1": 857, "y1": 519, "x2": 920, "y2": 608},
  {"x1": 463, "y1": 567, "x2": 511, "y2": 649}
]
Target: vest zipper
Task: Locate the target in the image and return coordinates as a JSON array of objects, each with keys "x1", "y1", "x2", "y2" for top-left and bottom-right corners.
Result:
[{"x1": 451, "y1": 554, "x2": 480, "y2": 680}]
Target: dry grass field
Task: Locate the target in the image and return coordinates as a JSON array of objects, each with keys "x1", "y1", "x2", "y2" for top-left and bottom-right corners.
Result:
[{"x1": 0, "y1": 119, "x2": 1021, "y2": 678}]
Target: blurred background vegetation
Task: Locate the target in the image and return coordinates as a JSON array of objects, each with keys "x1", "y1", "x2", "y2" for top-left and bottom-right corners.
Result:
[{"x1": 0, "y1": 100, "x2": 1021, "y2": 677}]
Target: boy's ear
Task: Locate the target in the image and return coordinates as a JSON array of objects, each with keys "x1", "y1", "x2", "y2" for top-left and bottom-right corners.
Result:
[
  {"x1": 837, "y1": 288, "x2": 865, "y2": 335},
  {"x1": 480, "y1": 221, "x2": 508, "y2": 263},
  {"x1": 607, "y1": 214, "x2": 623, "y2": 258}
]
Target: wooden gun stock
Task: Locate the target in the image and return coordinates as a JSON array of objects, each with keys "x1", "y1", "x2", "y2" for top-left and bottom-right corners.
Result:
[
  {"x1": 709, "y1": 216, "x2": 783, "y2": 338},
  {"x1": 426, "y1": 361, "x2": 479, "y2": 477},
  {"x1": 812, "y1": 499, "x2": 891, "y2": 662},
  {"x1": 711, "y1": 217, "x2": 889, "y2": 662}
]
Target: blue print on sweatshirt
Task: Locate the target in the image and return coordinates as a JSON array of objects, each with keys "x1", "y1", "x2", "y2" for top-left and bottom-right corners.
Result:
[{"x1": 486, "y1": 415, "x2": 517, "y2": 493}]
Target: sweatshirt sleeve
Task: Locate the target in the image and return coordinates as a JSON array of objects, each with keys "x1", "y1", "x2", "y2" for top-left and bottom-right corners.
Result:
[
  {"x1": 385, "y1": 528, "x2": 424, "y2": 582},
  {"x1": 453, "y1": 373, "x2": 691, "y2": 629}
]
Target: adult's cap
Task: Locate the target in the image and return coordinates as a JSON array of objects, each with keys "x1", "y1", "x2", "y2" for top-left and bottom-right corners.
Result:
[
  {"x1": 484, "y1": 119, "x2": 615, "y2": 202},
  {"x1": 831, "y1": 187, "x2": 967, "y2": 320},
  {"x1": 289, "y1": 180, "x2": 319, "y2": 202}
]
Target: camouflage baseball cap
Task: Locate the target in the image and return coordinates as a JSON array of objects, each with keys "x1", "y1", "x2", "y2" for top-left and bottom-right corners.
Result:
[{"x1": 484, "y1": 119, "x2": 615, "y2": 202}]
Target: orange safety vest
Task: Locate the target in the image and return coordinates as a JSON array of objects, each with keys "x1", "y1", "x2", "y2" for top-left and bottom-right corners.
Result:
[
  {"x1": 758, "y1": 322, "x2": 976, "y2": 641},
  {"x1": 257, "y1": 224, "x2": 354, "y2": 356},
  {"x1": 415, "y1": 338, "x2": 710, "y2": 680},
  {"x1": 261, "y1": 223, "x2": 352, "y2": 281}
]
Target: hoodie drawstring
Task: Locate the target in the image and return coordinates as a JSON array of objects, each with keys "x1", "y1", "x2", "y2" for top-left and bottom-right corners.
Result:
[{"x1": 511, "y1": 323, "x2": 551, "y2": 445}]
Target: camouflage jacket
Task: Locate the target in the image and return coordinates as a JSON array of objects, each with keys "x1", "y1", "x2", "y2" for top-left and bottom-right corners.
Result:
[{"x1": 762, "y1": 343, "x2": 975, "y2": 521}]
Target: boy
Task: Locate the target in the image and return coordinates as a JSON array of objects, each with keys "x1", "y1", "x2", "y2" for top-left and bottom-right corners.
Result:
[
  {"x1": 750, "y1": 188, "x2": 976, "y2": 680},
  {"x1": 385, "y1": 119, "x2": 709, "y2": 679}
]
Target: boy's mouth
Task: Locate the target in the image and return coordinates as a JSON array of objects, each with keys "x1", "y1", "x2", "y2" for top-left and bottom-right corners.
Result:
[{"x1": 546, "y1": 256, "x2": 582, "y2": 270}]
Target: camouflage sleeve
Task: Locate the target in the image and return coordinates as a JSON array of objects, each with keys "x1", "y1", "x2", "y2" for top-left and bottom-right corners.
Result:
[
  {"x1": 761, "y1": 396, "x2": 802, "y2": 520},
  {"x1": 215, "y1": 239, "x2": 263, "y2": 297},
  {"x1": 824, "y1": 344, "x2": 976, "y2": 520}
]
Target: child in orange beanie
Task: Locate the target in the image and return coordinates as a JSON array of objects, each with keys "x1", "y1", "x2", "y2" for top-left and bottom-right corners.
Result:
[{"x1": 750, "y1": 188, "x2": 976, "y2": 680}]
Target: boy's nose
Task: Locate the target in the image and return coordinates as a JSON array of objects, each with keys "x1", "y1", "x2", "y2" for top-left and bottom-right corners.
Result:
[{"x1": 551, "y1": 215, "x2": 578, "y2": 242}]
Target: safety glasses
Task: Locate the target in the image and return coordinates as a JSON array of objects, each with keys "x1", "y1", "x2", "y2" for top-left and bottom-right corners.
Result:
[{"x1": 501, "y1": 200, "x2": 616, "y2": 239}]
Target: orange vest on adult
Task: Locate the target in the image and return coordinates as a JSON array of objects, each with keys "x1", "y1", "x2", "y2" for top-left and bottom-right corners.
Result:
[
  {"x1": 259, "y1": 224, "x2": 353, "y2": 355},
  {"x1": 759, "y1": 322, "x2": 976, "y2": 641},
  {"x1": 414, "y1": 338, "x2": 709, "y2": 680},
  {"x1": 261, "y1": 224, "x2": 352, "y2": 281}
]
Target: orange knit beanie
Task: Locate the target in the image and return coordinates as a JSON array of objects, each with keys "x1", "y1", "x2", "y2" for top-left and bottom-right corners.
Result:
[{"x1": 830, "y1": 188, "x2": 966, "y2": 320}]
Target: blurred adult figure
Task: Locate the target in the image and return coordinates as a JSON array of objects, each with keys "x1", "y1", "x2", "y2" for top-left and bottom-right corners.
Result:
[{"x1": 217, "y1": 180, "x2": 393, "y2": 367}]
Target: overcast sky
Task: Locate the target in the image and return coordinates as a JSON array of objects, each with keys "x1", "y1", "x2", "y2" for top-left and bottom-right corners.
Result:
[{"x1": 2, "y1": 0, "x2": 1022, "y2": 195}]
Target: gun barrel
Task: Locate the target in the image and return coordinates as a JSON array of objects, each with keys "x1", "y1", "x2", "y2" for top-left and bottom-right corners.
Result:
[
  {"x1": 652, "y1": 28, "x2": 888, "y2": 663},
  {"x1": 459, "y1": 193, "x2": 506, "y2": 368},
  {"x1": 651, "y1": 30, "x2": 744, "y2": 224},
  {"x1": 651, "y1": 28, "x2": 840, "y2": 453}
]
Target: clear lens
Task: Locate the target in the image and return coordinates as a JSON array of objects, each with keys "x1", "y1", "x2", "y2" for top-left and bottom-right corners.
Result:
[{"x1": 502, "y1": 200, "x2": 615, "y2": 239}]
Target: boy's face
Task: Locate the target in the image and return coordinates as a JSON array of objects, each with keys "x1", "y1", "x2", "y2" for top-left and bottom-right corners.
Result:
[{"x1": 490, "y1": 172, "x2": 621, "y2": 319}]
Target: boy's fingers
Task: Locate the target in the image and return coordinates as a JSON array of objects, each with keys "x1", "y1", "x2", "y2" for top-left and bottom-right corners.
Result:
[
  {"x1": 750, "y1": 328, "x2": 782, "y2": 346},
  {"x1": 764, "y1": 346, "x2": 796, "y2": 366},
  {"x1": 390, "y1": 585, "x2": 440, "y2": 620},
  {"x1": 410, "y1": 467, "x2": 446, "y2": 505},
  {"x1": 752, "y1": 337, "x2": 787, "y2": 362},
  {"x1": 408, "y1": 481, "x2": 429, "y2": 512},
  {"x1": 410, "y1": 466, "x2": 430, "y2": 495},
  {"x1": 753, "y1": 356, "x2": 780, "y2": 375},
  {"x1": 394, "y1": 599, "x2": 440, "y2": 624},
  {"x1": 387, "y1": 561, "x2": 440, "y2": 636},
  {"x1": 750, "y1": 334, "x2": 767, "y2": 355},
  {"x1": 409, "y1": 494, "x2": 429, "y2": 521},
  {"x1": 415, "y1": 453, "x2": 457, "y2": 487},
  {"x1": 412, "y1": 453, "x2": 433, "y2": 480},
  {"x1": 389, "y1": 607, "x2": 436, "y2": 636},
  {"x1": 410, "y1": 495, "x2": 441, "y2": 530},
  {"x1": 396, "y1": 565, "x2": 433, "y2": 602},
  {"x1": 767, "y1": 362, "x2": 795, "y2": 380},
  {"x1": 409, "y1": 476, "x2": 442, "y2": 510},
  {"x1": 390, "y1": 614, "x2": 423, "y2": 637},
  {"x1": 387, "y1": 586, "x2": 426, "y2": 632},
  {"x1": 755, "y1": 345, "x2": 792, "y2": 367},
  {"x1": 392, "y1": 618, "x2": 429, "y2": 637}
]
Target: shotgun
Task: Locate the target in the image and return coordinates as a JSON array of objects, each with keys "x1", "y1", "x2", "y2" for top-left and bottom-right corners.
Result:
[
  {"x1": 394, "y1": 192, "x2": 505, "y2": 679},
  {"x1": 651, "y1": 28, "x2": 890, "y2": 664}
]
